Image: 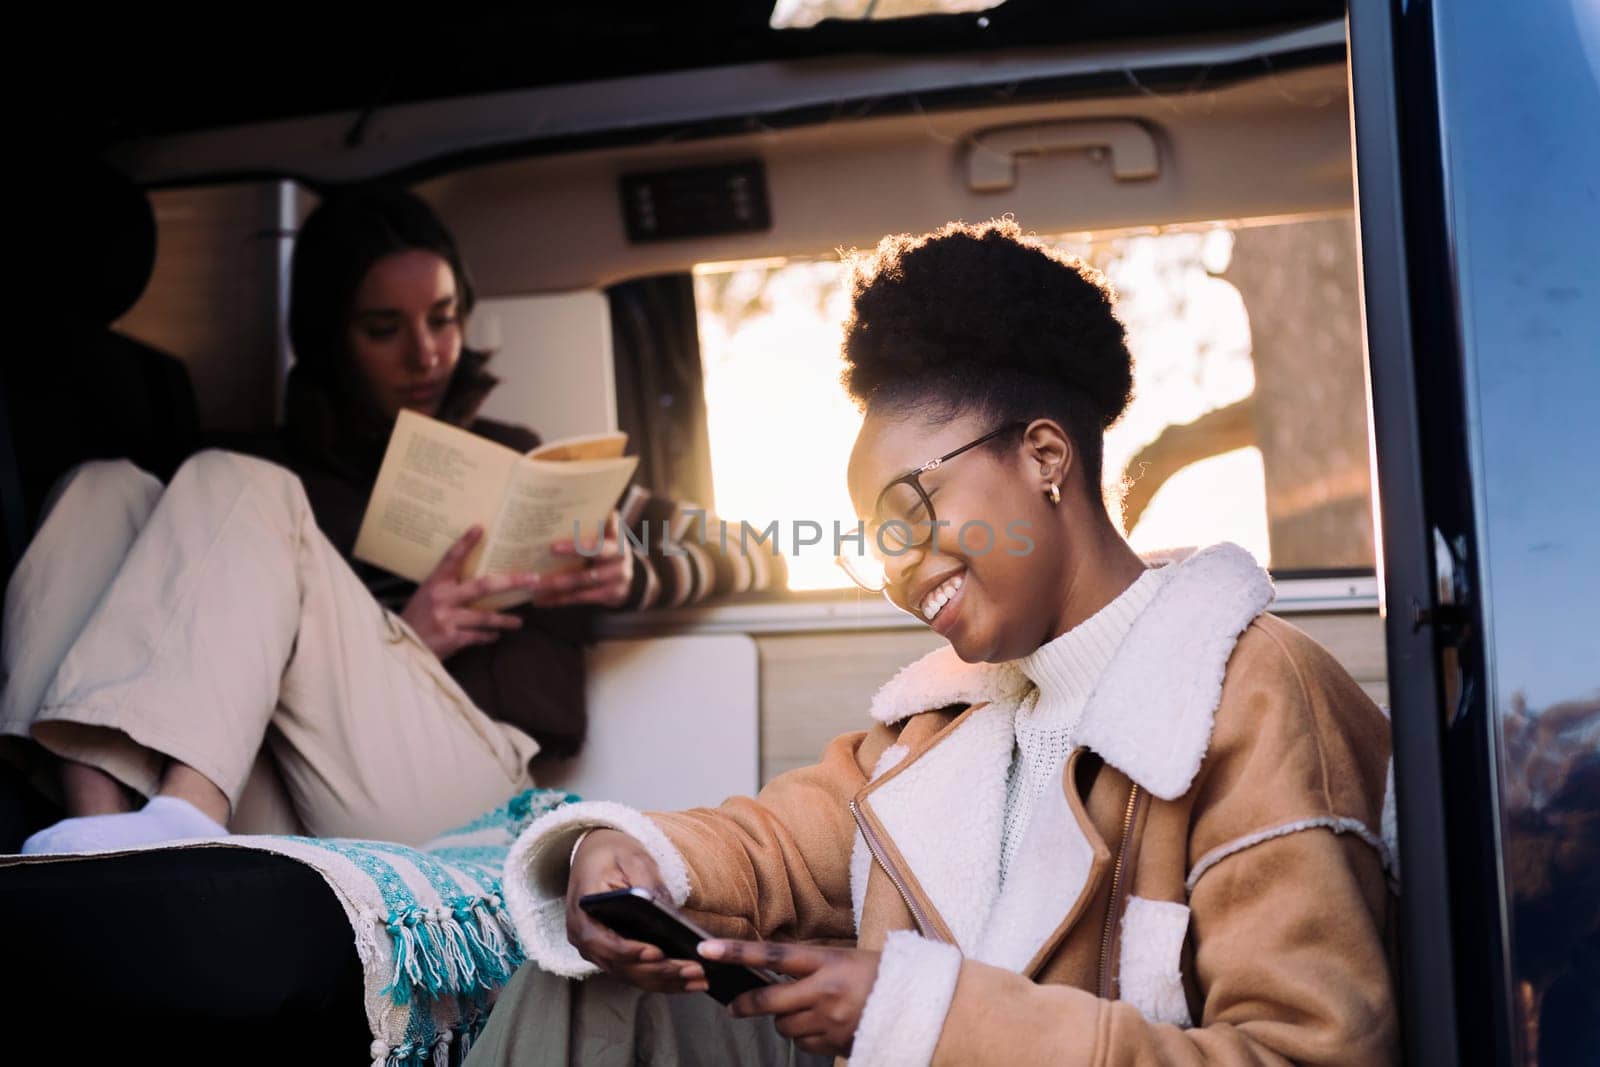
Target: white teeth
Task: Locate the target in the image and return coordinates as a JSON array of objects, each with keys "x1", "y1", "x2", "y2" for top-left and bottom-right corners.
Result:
[{"x1": 920, "y1": 573, "x2": 965, "y2": 621}]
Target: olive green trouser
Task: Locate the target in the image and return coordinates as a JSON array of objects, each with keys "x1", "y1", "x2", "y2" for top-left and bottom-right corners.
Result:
[{"x1": 467, "y1": 963, "x2": 832, "y2": 1067}]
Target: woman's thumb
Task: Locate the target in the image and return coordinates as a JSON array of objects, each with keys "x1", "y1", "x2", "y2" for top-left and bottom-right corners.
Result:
[{"x1": 617, "y1": 848, "x2": 667, "y2": 899}]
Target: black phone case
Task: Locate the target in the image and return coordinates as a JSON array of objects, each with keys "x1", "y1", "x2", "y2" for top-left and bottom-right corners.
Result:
[{"x1": 579, "y1": 888, "x2": 777, "y2": 1004}]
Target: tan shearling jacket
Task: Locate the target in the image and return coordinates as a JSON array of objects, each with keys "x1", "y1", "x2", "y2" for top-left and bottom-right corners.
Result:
[{"x1": 506, "y1": 543, "x2": 1398, "y2": 1066}]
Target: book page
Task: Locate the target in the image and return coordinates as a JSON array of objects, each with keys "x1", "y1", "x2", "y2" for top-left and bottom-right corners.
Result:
[
  {"x1": 480, "y1": 456, "x2": 640, "y2": 580},
  {"x1": 353, "y1": 410, "x2": 518, "y2": 583}
]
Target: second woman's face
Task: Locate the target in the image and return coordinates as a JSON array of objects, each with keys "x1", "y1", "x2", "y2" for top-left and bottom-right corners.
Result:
[
  {"x1": 847, "y1": 410, "x2": 1066, "y2": 664},
  {"x1": 347, "y1": 250, "x2": 463, "y2": 420}
]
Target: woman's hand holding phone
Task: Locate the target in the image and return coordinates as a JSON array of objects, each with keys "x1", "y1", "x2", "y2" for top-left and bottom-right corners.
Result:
[
  {"x1": 566, "y1": 829, "x2": 709, "y2": 993},
  {"x1": 701, "y1": 940, "x2": 881, "y2": 1057}
]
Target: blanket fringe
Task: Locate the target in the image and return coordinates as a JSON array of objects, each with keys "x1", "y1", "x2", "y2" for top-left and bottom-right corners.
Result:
[
  {"x1": 382, "y1": 898, "x2": 526, "y2": 1006},
  {"x1": 242, "y1": 788, "x2": 573, "y2": 1067},
  {"x1": 376, "y1": 1009, "x2": 489, "y2": 1066}
]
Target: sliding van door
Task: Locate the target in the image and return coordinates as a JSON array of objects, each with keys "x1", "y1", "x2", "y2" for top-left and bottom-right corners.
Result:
[{"x1": 1350, "y1": 2, "x2": 1600, "y2": 1063}]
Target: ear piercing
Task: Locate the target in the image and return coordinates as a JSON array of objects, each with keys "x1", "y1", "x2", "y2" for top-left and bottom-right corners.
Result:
[{"x1": 1040, "y1": 464, "x2": 1061, "y2": 506}]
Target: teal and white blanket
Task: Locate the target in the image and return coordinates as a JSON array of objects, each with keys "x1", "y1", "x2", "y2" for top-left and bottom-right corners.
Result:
[{"x1": 230, "y1": 788, "x2": 575, "y2": 1066}]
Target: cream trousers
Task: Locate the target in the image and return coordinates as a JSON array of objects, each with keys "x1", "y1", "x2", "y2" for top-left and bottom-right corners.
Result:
[{"x1": 0, "y1": 452, "x2": 539, "y2": 845}]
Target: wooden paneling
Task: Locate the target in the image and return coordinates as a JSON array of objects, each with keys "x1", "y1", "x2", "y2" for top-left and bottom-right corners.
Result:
[
  {"x1": 757, "y1": 628, "x2": 946, "y2": 781},
  {"x1": 755, "y1": 611, "x2": 1388, "y2": 784},
  {"x1": 115, "y1": 183, "x2": 294, "y2": 433}
]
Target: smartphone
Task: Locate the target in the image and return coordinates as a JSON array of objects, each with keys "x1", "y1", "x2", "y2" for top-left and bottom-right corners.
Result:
[{"x1": 578, "y1": 887, "x2": 785, "y2": 1004}]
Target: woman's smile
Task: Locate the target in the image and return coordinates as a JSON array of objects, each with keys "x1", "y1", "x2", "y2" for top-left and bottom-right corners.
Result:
[{"x1": 904, "y1": 564, "x2": 968, "y2": 634}]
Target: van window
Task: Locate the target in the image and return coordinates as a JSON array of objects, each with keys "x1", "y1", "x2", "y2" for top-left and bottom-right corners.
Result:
[{"x1": 695, "y1": 214, "x2": 1372, "y2": 591}]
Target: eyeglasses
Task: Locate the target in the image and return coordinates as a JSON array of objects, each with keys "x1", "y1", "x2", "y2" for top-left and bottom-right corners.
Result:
[{"x1": 836, "y1": 422, "x2": 1024, "y2": 593}]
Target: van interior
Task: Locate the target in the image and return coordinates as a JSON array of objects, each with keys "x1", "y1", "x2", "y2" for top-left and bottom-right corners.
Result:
[
  {"x1": 4, "y1": 0, "x2": 1416, "y2": 1059},
  {"x1": 55, "y1": 9, "x2": 1382, "y2": 812}
]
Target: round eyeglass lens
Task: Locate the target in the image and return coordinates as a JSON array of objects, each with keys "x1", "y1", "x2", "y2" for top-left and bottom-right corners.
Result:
[
  {"x1": 835, "y1": 549, "x2": 887, "y2": 592},
  {"x1": 875, "y1": 480, "x2": 934, "y2": 550}
]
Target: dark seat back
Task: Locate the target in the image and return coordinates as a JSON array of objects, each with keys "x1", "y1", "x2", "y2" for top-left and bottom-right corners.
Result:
[{"x1": 1, "y1": 162, "x2": 199, "y2": 579}]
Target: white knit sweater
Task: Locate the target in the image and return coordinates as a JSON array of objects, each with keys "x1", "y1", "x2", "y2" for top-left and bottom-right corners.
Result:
[{"x1": 1001, "y1": 566, "x2": 1170, "y2": 886}]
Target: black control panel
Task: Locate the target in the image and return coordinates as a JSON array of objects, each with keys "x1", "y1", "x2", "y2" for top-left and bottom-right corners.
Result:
[{"x1": 620, "y1": 160, "x2": 771, "y2": 243}]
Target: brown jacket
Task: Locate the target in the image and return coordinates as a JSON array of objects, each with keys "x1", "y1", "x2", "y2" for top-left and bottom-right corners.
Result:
[{"x1": 506, "y1": 544, "x2": 1398, "y2": 1065}]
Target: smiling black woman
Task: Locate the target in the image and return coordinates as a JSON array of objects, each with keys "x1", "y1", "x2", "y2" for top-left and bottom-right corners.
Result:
[{"x1": 474, "y1": 219, "x2": 1397, "y2": 1067}]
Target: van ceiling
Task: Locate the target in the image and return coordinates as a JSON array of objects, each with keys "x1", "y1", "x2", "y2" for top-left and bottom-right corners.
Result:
[
  {"x1": 419, "y1": 54, "x2": 1353, "y2": 294},
  {"x1": 76, "y1": 2, "x2": 1355, "y2": 298},
  {"x1": 70, "y1": 1, "x2": 1339, "y2": 156},
  {"x1": 116, "y1": 19, "x2": 1344, "y2": 190}
]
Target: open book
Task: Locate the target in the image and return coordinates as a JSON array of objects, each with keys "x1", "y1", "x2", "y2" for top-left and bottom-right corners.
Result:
[{"x1": 353, "y1": 409, "x2": 639, "y2": 608}]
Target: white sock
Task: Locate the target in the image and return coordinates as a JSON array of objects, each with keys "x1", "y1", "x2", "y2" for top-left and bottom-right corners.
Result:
[{"x1": 20, "y1": 795, "x2": 229, "y2": 855}]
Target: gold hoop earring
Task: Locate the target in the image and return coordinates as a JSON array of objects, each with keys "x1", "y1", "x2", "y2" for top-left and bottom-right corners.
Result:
[{"x1": 1048, "y1": 483, "x2": 1061, "y2": 506}]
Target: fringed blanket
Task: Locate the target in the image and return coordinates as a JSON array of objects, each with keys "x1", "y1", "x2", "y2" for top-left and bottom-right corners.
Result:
[
  {"x1": 219, "y1": 787, "x2": 574, "y2": 1065},
  {"x1": 1, "y1": 787, "x2": 575, "y2": 1061},
  {"x1": 225, "y1": 787, "x2": 577, "y2": 1066}
]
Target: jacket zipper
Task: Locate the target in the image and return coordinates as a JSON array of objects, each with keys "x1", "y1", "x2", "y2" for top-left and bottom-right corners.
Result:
[
  {"x1": 1098, "y1": 784, "x2": 1144, "y2": 1000},
  {"x1": 849, "y1": 798, "x2": 942, "y2": 942}
]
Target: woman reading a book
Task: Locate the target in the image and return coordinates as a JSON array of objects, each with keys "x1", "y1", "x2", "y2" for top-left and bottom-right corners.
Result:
[
  {"x1": 467, "y1": 221, "x2": 1397, "y2": 1066},
  {"x1": 2, "y1": 187, "x2": 633, "y2": 852}
]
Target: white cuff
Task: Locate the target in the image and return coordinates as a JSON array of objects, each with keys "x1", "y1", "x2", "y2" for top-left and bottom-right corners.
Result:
[
  {"x1": 1117, "y1": 896, "x2": 1193, "y2": 1027},
  {"x1": 848, "y1": 930, "x2": 962, "y2": 1067},
  {"x1": 501, "y1": 799, "x2": 693, "y2": 978}
]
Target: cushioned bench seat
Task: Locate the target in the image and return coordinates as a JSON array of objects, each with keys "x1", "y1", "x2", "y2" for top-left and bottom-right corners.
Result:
[{"x1": 2, "y1": 844, "x2": 369, "y2": 1064}]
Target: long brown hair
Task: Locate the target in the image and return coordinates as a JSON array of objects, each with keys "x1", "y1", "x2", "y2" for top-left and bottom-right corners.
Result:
[{"x1": 284, "y1": 185, "x2": 494, "y2": 476}]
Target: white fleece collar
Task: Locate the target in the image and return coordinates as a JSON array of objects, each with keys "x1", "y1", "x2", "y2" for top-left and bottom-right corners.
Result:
[{"x1": 867, "y1": 542, "x2": 1274, "y2": 802}]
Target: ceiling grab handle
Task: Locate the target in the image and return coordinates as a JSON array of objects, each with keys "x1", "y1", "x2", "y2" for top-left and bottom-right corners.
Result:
[{"x1": 966, "y1": 120, "x2": 1159, "y2": 193}]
